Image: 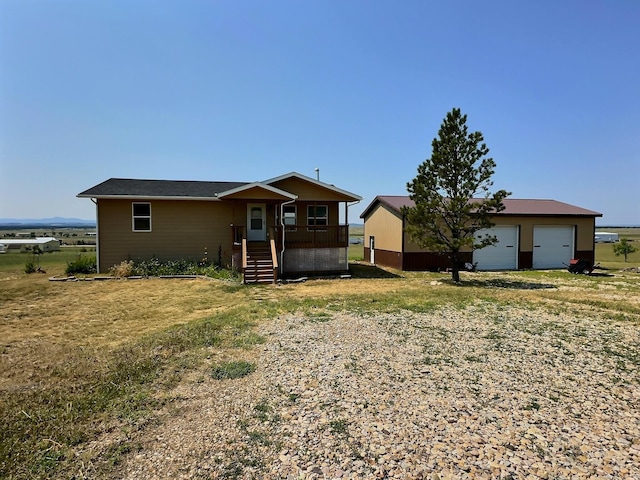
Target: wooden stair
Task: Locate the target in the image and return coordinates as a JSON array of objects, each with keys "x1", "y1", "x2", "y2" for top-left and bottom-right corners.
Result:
[{"x1": 244, "y1": 243, "x2": 275, "y2": 284}]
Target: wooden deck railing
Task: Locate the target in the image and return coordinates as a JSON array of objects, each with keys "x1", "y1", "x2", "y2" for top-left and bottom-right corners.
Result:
[
  {"x1": 233, "y1": 225, "x2": 350, "y2": 250},
  {"x1": 232, "y1": 225, "x2": 246, "y2": 247},
  {"x1": 269, "y1": 227, "x2": 279, "y2": 270},
  {"x1": 273, "y1": 225, "x2": 349, "y2": 249},
  {"x1": 269, "y1": 227, "x2": 278, "y2": 282}
]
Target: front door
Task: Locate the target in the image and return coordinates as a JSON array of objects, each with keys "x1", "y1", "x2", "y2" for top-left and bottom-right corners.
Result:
[
  {"x1": 369, "y1": 236, "x2": 375, "y2": 264},
  {"x1": 247, "y1": 203, "x2": 266, "y2": 241}
]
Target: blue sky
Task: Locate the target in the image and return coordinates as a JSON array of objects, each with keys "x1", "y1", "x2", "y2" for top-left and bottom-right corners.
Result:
[{"x1": 1, "y1": 0, "x2": 638, "y2": 225}]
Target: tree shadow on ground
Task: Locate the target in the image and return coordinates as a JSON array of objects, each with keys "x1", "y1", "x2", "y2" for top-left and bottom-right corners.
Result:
[
  {"x1": 452, "y1": 278, "x2": 557, "y2": 290},
  {"x1": 349, "y1": 263, "x2": 402, "y2": 279}
]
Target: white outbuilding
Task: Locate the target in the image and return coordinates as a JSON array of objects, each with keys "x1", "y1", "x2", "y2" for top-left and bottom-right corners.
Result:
[
  {"x1": 0, "y1": 237, "x2": 61, "y2": 252},
  {"x1": 594, "y1": 232, "x2": 619, "y2": 243}
]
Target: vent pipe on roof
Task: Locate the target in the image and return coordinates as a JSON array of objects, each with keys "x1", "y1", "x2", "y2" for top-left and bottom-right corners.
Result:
[{"x1": 314, "y1": 168, "x2": 319, "y2": 181}]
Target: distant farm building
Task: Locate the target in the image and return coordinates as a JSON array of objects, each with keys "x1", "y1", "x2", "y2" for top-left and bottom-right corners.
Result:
[
  {"x1": 0, "y1": 237, "x2": 61, "y2": 252},
  {"x1": 594, "y1": 232, "x2": 619, "y2": 243}
]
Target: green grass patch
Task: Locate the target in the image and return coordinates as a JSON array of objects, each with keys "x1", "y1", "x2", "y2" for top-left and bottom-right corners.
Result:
[
  {"x1": 211, "y1": 361, "x2": 256, "y2": 380},
  {"x1": 0, "y1": 249, "x2": 95, "y2": 273},
  {"x1": 348, "y1": 243, "x2": 364, "y2": 261},
  {"x1": 523, "y1": 398, "x2": 541, "y2": 411},
  {"x1": 329, "y1": 419, "x2": 350, "y2": 435},
  {"x1": 1, "y1": 344, "x2": 163, "y2": 478},
  {"x1": 65, "y1": 254, "x2": 97, "y2": 274}
]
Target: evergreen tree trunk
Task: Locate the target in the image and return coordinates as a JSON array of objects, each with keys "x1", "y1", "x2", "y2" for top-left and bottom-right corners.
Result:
[
  {"x1": 450, "y1": 252, "x2": 461, "y2": 282},
  {"x1": 452, "y1": 264, "x2": 461, "y2": 283}
]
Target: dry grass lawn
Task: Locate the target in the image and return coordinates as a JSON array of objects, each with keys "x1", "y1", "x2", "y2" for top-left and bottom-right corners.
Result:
[
  {"x1": 1, "y1": 277, "x2": 239, "y2": 389},
  {"x1": 3, "y1": 264, "x2": 639, "y2": 391}
]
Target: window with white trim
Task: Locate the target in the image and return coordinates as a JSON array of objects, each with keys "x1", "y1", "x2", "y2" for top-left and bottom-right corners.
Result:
[
  {"x1": 307, "y1": 205, "x2": 327, "y2": 228},
  {"x1": 132, "y1": 202, "x2": 151, "y2": 232},
  {"x1": 283, "y1": 205, "x2": 297, "y2": 231}
]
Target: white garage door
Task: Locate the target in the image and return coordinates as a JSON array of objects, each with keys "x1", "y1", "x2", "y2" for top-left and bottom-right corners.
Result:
[
  {"x1": 473, "y1": 226, "x2": 518, "y2": 270},
  {"x1": 533, "y1": 226, "x2": 574, "y2": 269}
]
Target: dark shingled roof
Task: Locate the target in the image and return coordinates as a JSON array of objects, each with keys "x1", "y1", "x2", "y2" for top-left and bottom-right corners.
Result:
[
  {"x1": 77, "y1": 178, "x2": 248, "y2": 199},
  {"x1": 361, "y1": 196, "x2": 602, "y2": 218}
]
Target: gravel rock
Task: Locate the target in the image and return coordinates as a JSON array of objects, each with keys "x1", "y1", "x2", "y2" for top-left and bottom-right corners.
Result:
[{"x1": 116, "y1": 303, "x2": 639, "y2": 479}]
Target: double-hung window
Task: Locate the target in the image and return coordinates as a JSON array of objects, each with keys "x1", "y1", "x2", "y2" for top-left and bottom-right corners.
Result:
[
  {"x1": 307, "y1": 205, "x2": 327, "y2": 230},
  {"x1": 132, "y1": 202, "x2": 151, "y2": 232}
]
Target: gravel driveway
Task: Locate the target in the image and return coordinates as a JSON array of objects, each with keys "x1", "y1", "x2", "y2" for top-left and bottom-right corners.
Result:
[{"x1": 118, "y1": 303, "x2": 639, "y2": 479}]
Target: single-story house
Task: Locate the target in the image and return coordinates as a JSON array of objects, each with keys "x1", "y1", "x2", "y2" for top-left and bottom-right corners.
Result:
[
  {"x1": 0, "y1": 237, "x2": 61, "y2": 253},
  {"x1": 360, "y1": 196, "x2": 602, "y2": 271},
  {"x1": 78, "y1": 172, "x2": 361, "y2": 283}
]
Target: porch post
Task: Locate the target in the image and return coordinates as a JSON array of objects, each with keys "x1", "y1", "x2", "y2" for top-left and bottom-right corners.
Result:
[{"x1": 280, "y1": 198, "x2": 296, "y2": 275}]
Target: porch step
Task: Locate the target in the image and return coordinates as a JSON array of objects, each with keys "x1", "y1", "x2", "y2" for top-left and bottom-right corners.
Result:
[
  {"x1": 244, "y1": 245, "x2": 275, "y2": 284},
  {"x1": 244, "y1": 265, "x2": 275, "y2": 284}
]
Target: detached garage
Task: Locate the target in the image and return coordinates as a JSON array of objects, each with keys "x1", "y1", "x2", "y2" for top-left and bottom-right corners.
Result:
[{"x1": 360, "y1": 197, "x2": 602, "y2": 271}]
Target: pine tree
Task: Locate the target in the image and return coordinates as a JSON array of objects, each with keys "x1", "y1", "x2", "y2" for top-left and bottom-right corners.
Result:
[{"x1": 404, "y1": 108, "x2": 510, "y2": 282}]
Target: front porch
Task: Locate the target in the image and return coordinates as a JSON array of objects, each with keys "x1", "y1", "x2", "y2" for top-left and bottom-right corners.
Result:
[
  {"x1": 219, "y1": 175, "x2": 360, "y2": 283},
  {"x1": 232, "y1": 225, "x2": 351, "y2": 283}
]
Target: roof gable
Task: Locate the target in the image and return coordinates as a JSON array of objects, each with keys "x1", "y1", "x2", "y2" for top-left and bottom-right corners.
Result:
[
  {"x1": 264, "y1": 172, "x2": 361, "y2": 202},
  {"x1": 216, "y1": 182, "x2": 296, "y2": 201}
]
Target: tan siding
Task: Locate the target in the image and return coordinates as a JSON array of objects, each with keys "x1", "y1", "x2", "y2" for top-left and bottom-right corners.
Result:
[
  {"x1": 229, "y1": 202, "x2": 248, "y2": 226},
  {"x1": 97, "y1": 199, "x2": 235, "y2": 271},
  {"x1": 405, "y1": 235, "x2": 473, "y2": 253},
  {"x1": 577, "y1": 217, "x2": 596, "y2": 251},
  {"x1": 404, "y1": 229, "x2": 440, "y2": 253},
  {"x1": 363, "y1": 204, "x2": 403, "y2": 252}
]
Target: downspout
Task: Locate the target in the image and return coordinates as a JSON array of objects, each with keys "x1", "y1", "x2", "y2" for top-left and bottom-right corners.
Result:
[
  {"x1": 91, "y1": 198, "x2": 99, "y2": 273},
  {"x1": 279, "y1": 197, "x2": 297, "y2": 276},
  {"x1": 346, "y1": 199, "x2": 360, "y2": 264},
  {"x1": 346, "y1": 199, "x2": 360, "y2": 225}
]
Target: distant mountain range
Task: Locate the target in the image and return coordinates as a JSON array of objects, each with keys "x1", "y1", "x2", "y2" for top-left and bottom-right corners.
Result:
[{"x1": 0, "y1": 217, "x2": 96, "y2": 227}]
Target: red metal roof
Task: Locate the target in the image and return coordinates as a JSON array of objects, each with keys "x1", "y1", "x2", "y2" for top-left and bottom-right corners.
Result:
[{"x1": 361, "y1": 196, "x2": 602, "y2": 218}]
